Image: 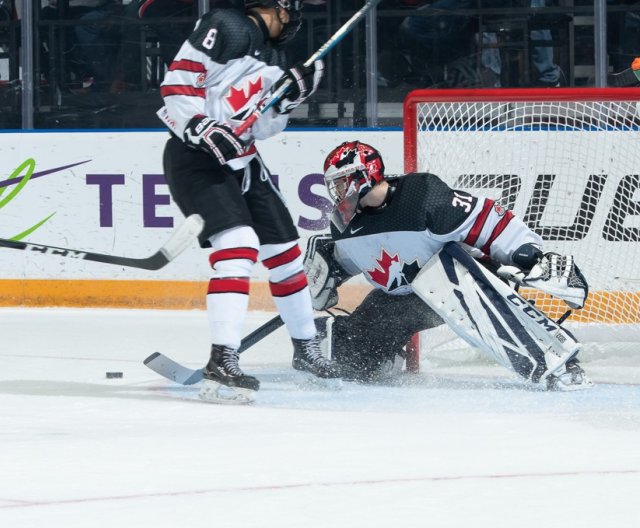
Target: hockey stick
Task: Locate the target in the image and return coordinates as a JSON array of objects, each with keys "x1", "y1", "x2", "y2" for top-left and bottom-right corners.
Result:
[
  {"x1": 234, "y1": 0, "x2": 382, "y2": 136},
  {"x1": 0, "y1": 214, "x2": 204, "y2": 271},
  {"x1": 143, "y1": 315, "x2": 285, "y2": 385},
  {"x1": 238, "y1": 315, "x2": 285, "y2": 352}
]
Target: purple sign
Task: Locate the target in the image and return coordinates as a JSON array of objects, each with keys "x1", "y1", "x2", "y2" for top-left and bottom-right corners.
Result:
[{"x1": 86, "y1": 172, "x2": 333, "y2": 232}]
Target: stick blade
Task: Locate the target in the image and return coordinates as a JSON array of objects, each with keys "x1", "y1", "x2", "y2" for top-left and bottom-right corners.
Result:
[
  {"x1": 144, "y1": 352, "x2": 204, "y2": 385},
  {"x1": 160, "y1": 214, "x2": 204, "y2": 261}
]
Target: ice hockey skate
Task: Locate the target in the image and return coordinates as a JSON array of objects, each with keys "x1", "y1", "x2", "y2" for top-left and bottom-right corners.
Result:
[
  {"x1": 545, "y1": 358, "x2": 594, "y2": 391},
  {"x1": 291, "y1": 336, "x2": 343, "y2": 389},
  {"x1": 199, "y1": 345, "x2": 260, "y2": 404}
]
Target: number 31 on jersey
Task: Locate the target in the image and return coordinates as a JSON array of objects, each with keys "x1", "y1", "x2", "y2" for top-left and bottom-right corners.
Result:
[{"x1": 452, "y1": 191, "x2": 473, "y2": 212}]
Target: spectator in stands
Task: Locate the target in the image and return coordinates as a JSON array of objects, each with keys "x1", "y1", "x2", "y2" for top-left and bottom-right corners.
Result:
[
  {"x1": 480, "y1": 0, "x2": 564, "y2": 87},
  {"x1": 398, "y1": 0, "x2": 477, "y2": 87},
  {"x1": 529, "y1": 0, "x2": 562, "y2": 87},
  {"x1": 135, "y1": 0, "x2": 198, "y2": 67},
  {"x1": 398, "y1": 0, "x2": 563, "y2": 88},
  {"x1": 40, "y1": 0, "x2": 123, "y2": 90},
  {"x1": 0, "y1": 0, "x2": 17, "y2": 84},
  {"x1": 132, "y1": 0, "x2": 246, "y2": 69},
  {"x1": 109, "y1": 0, "x2": 203, "y2": 94},
  {"x1": 284, "y1": 0, "x2": 327, "y2": 65},
  {"x1": 607, "y1": 0, "x2": 640, "y2": 74},
  {"x1": 0, "y1": 0, "x2": 15, "y2": 20}
]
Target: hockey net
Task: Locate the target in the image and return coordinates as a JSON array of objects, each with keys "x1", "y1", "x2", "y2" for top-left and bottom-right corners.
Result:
[{"x1": 403, "y1": 88, "x2": 640, "y2": 371}]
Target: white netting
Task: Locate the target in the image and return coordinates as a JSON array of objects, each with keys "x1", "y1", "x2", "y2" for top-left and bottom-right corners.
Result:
[{"x1": 406, "y1": 90, "x2": 640, "y2": 348}]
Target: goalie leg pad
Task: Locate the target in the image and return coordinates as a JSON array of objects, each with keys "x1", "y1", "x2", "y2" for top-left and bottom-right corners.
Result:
[{"x1": 411, "y1": 243, "x2": 582, "y2": 383}]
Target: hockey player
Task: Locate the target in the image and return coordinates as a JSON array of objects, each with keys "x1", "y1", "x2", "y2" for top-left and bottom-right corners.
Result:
[
  {"x1": 305, "y1": 140, "x2": 593, "y2": 390},
  {"x1": 157, "y1": 0, "x2": 339, "y2": 404}
]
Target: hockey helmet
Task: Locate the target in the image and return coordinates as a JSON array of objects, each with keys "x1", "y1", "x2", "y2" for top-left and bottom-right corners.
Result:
[
  {"x1": 245, "y1": 0, "x2": 303, "y2": 44},
  {"x1": 323, "y1": 141, "x2": 385, "y2": 230}
]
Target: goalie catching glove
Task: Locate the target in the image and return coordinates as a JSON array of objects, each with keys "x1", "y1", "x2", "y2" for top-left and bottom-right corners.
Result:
[
  {"x1": 303, "y1": 234, "x2": 352, "y2": 311},
  {"x1": 497, "y1": 244, "x2": 589, "y2": 309},
  {"x1": 274, "y1": 60, "x2": 324, "y2": 114},
  {"x1": 183, "y1": 115, "x2": 246, "y2": 166}
]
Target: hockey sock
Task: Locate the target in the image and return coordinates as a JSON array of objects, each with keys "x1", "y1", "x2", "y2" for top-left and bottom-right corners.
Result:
[
  {"x1": 262, "y1": 241, "x2": 317, "y2": 340},
  {"x1": 207, "y1": 227, "x2": 259, "y2": 349}
]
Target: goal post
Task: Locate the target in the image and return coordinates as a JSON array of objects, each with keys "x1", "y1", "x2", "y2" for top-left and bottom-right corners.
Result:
[{"x1": 403, "y1": 88, "x2": 640, "y2": 370}]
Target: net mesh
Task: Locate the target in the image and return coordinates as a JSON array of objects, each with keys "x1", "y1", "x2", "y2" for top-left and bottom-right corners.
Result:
[{"x1": 409, "y1": 93, "x2": 640, "y2": 329}]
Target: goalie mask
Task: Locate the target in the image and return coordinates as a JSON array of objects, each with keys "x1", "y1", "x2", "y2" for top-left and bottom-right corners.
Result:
[
  {"x1": 323, "y1": 141, "x2": 385, "y2": 231},
  {"x1": 245, "y1": 0, "x2": 303, "y2": 44}
]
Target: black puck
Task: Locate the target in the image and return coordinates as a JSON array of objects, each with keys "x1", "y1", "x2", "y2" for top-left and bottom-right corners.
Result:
[{"x1": 106, "y1": 372, "x2": 123, "y2": 379}]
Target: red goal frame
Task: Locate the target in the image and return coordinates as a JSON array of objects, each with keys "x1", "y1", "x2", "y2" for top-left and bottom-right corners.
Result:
[
  {"x1": 404, "y1": 87, "x2": 640, "y2": 173},
  {"x1": 402, "y1": 87, "x2": 640, "y2": 373}
]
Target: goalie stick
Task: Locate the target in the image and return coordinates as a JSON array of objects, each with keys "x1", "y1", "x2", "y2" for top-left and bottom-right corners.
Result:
[
  {"x1": 0, "y1": 214, "x2": 204, "y2": 270},
  {"x1": 144, "y1": 315, "x2": 285, "y2": 385},
  {"x1": 234, "y1": 0, "x2": 382, "y2": 136}
]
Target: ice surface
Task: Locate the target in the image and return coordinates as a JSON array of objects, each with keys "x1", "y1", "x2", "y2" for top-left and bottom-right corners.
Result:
[{"x1": 1, "y1": 308, "x2": 639, "y2": 528}]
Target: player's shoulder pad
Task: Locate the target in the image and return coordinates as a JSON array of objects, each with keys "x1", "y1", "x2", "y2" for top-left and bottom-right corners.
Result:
[{"x1": 189, "y1": 8, "x2": 255, "y2": 61}]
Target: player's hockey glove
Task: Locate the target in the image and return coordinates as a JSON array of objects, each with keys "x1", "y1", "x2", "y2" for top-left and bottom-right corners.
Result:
[
  {"x1": 183, "y1": 115, "x2": 246, "y2": 166},
  {"x1": 274, "y1": 60, "x2": 324, "y2": 114},
  {"x1": 498, "y1": 244, "x2": 589, "y2": 309},
  {"x1": 304, "y1": 234, "x2": 352, "y2": 311}
]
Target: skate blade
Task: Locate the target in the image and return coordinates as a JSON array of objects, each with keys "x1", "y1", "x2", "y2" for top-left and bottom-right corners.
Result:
[
  {"x1": 198, "y1": 379, "x2": 256, "y2": 405},
  {"x1": 294, "y1": 371, "x2": 343, "y2": 391},
  {"x1": 544, "y1": 374, "x2": 594, "y2": 392},
  {"x1": 543, "y1": 347, "x2": 580, "y2": 379},
  {"x1": 554, "y1": 377, "x2": 594, "y2": 392}
]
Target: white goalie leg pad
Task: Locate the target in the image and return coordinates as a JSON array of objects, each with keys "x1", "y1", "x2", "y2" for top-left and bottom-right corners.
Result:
[{"x1": 411, "y1": 243, "x2": 582, "y2": 384}]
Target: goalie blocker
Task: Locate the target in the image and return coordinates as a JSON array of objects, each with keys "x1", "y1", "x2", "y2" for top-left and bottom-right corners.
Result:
[
  {"x1": 411, "y1": 243, "x2": 592, "y2": 390},
  {"x1": 304, "y1": 234, "x2": 352, "y2": 311}
]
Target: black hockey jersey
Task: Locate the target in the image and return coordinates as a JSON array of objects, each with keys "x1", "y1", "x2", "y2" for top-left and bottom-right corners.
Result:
[
  {"x1": 331, "y1": 173, "x2": 543, "y2": 295},
  {"x1": 157, "y1": 8, "x2": 290, "y2": 170}
]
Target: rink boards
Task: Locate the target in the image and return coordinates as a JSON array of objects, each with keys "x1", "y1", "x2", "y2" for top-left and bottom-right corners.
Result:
[
  {"x1": 1, "y1": 128, "x2": 638, "y2": 326},
  {"x1": 0, "y1": 130, "x2": 400, "y2": 310}
]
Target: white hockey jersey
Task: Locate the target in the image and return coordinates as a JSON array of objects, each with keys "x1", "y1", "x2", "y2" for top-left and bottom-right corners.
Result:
[
  {"x1": 157, "y1": 8, "x2": 290, "y2": 170},
  {"x1": 331, "y1": 173, "x2": 543, "y2": 295}
]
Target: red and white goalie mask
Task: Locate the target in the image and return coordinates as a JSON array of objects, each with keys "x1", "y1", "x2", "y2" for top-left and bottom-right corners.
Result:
[{"x1": 323, "y1": 141, "x2": 385, "y2": 232}]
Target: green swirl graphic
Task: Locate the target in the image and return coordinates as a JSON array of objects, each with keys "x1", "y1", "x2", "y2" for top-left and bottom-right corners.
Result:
[{"x1": 0, "y1": 158, "x2": 56, "y2": 240}]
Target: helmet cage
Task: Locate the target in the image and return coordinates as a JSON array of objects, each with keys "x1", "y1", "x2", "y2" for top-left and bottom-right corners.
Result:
[
  {"x1": 323, "y1": 149, "x2": 373, "y2": 232},
  {"x1": 324, "y1": 163, "x2": 367, "y2": 205}
]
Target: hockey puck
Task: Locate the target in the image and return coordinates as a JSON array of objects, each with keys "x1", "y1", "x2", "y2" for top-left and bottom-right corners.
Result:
[{"x1": 106, "y1": 372, "x2": 123, "y2": 379}]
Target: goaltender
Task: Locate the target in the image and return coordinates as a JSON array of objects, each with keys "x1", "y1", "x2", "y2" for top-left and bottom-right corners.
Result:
[{"x1": 305, "y1": 141, "x2": 593, "y2": 390}]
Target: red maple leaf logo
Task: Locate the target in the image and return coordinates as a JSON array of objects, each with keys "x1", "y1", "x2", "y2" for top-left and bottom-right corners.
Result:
[
  {"x1": 225, "y1": 77, "x2": 263, "y2": 113},
  {"x1": 367, "y1": 249, "x2": 399, "y2": 289}
]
